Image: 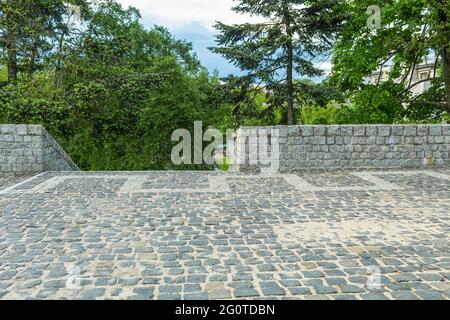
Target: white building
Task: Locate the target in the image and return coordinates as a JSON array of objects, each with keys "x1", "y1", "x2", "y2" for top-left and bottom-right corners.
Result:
[{"x1": 368, "y1": 63, "x2": 435, "y2": 96}]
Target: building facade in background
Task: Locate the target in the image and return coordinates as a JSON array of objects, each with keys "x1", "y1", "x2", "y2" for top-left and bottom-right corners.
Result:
[{"x1": 368, "y1": 62, "x2": 436, "y2": 96}]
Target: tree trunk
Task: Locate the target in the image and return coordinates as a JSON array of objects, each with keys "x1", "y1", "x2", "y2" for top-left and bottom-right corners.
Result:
[
  {"x1": 441, "y1": 47, "x2": 450, "y2": 113},
  {"x1": 53, "y1": 27, "x2": 67, "y2": 88},
  {"x1": 436, "y1": 5, "x2": 450, "y2": 113},
  {"x1": 28, "y1": 36, "x2": 40, "y2": 79},
  {"x1": 287, "y1": 40, "x2": 294, "y2": 125},
  {"x1": 7, "y1": 39, "x2": 18, "y2": 83},
  {"x1": 4, "y1": 8, "x2": 18, "y2": 83},
  {"x1": 283, "y1": 4, "x2": 295, "y2": 125}
]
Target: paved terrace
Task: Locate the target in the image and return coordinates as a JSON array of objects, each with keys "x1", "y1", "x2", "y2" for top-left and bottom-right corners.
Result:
[{"x1": 0, "y1": 169, "x2": 449, "y2": 300}]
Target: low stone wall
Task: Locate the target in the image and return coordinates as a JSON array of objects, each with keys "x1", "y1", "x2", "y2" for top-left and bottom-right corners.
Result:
[
  {"x1": 0, "y1": 124, "x2": 79, "y2": 176},
  {"x1": 233, "y1": 125, "x2": 450, "y2": 172}
]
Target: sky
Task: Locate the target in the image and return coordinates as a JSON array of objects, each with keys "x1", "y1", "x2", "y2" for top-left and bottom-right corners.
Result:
[
  {"x1": 117, "y1": 0, "x2": 331, "y2": 79},
  {"x1": 117, "y1": 0, "x2": 255, "y2": 31}
]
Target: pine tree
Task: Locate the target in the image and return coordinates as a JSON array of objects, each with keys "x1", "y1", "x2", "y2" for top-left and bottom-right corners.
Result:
[
  {"x1": 0, "y1": 0, "x2": 86, "y2": 83},
  {"x1": 211, "y1": 0, "x2": 346, "y2": 125}
]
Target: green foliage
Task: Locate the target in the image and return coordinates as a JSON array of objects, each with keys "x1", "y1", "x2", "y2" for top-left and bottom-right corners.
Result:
[
  {"x1": 211, "y1": 0, "x2": 347, "y2": 124},
  {"x1": 403, "y1": 80, "x2": 448, "y2": 122},
  {"x1": 298, "y1": 104, "x2": 339, "y2": 125},
  {"x1": 1, "y1": 0, "x2": 447, "y2": 175},
  {"x1": 334, "y1": 84, "x2": 405, "y2": 124},
  {"x1": 0, "y1": 0, "x2": 226, "y2": 171},
  {"x1": 217, "y1": 156, "x2": 231, "y2": 172},
  {"x1": 331, "y1": 0, "x2": 450, "y2": 115},
  {"x1": 0, "y1": 72, "x2": 67, "y2": 132},
  {"x1": 214, "y1": 78, "x2": 283, "y2": 128},
  {"x1": 296, "y1": 79, "x2": 345, "y2": 108},
  {"x1": 0, "y1": 66, "x2": 7, "y2": 83}
]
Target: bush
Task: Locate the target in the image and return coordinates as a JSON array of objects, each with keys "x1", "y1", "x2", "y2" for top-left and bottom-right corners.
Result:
[
  {"x1": 298, "y1": 103, "x2": 339, "y2": 125},
  {"x1": 0, "y1": 73, "x2": 68, "y2": 133},
  {"x1": 334, "y1": 83, "x2": 404, "y2": 124}
]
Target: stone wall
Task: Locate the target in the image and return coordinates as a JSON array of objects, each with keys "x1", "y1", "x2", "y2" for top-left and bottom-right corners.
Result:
[
  {"x1": 233, "y1": 125, "x2": 450, "y2": 172},
  {"x1": 0, "y1": 124, "x2": 79, "y2": 176}
]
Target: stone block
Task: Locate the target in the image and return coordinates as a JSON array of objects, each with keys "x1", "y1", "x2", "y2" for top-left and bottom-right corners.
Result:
[
  {"x1": 354, "y1": 127, "x2": 365, "y2": 136},
  {"x1": 27, "y1": 125, "x2": 42, "y2": 135},
  {"x1": 429, "y1": 126, "x2": 442, "y2": 136},
  {"x1": 0, "y1": 125, "x2": 15, "y2": 134},
  {"x1": 313, "y1": 126, "x2": 326, "y2": 136},
  {"x1": 404, "y1": 126, "x2": 417, "y2": 136},
  {"x1": 341, "y1": 126, "x2": 353, "y2": 136},
  {"x1": 285, "y1": 126, "x2": 299, "y2": 136},
  {"x1": 301, "y1": 126, "x2": 313, "y2": 136},
  {"x1": 327, "y1": 126, "x2": 341, "y2": 136},
  {"x1": 16, "y1": 125, "x2": 28, "y2": 135},
  {"x1": 417, "y1": 126, "x2": 429, "y2": 136},
  {"x1": 358, "y1": 137, "x2": 367, "y2": 145},
  {"x1": 366, "y1": 126, "x2": 377, "y2": 137},
  {"x1": 3, "y1": 135, "x2": 14, "y2": 142},
  {"x1": 392, "y1": 126, "x2": 404, "y2": 136},
  {"x1": 312, "y1": 136, "x2": 327, "y2": 145},
  {"x1": 442, "y1": 126, "x2": 450, "y2": 136},
  {"x1": 378, "y1": 126, "x2": 391, "y2": 136}
]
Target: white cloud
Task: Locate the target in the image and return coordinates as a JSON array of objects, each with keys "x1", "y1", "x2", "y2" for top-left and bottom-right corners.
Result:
[
  {"x1": 117, "y1": 0, "x2": 259, "y2": 30},
  {"x1": 318, "y1": 62, "x2": 332, "y2": 74}
]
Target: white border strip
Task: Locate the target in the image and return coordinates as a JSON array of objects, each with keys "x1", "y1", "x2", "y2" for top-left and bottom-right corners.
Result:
[
  {"x1": 3, "y1": 170, "x2": 448, "y2": 196},
  {"x1": 351, "y1": 172, "x2": 398, "y2": 191},
  {"x1": 0, "y1": 172, "x2": 47, "y2": 195},
  {"x1": 283, "y1": 172, "x2": 399, "y2": 192},
  {"x1": 423, "y1": 171, "x2": 450, "y2": 181}
]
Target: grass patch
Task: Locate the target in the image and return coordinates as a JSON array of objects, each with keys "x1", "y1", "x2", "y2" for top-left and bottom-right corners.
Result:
[{"x1": 217, "y1": 156, "x2": 231, "y2": 171}]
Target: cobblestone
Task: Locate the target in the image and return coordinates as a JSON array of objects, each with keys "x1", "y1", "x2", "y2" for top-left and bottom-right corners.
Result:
[{"x1": 0, "y1": 169, "x2": 449, "y2": 300}]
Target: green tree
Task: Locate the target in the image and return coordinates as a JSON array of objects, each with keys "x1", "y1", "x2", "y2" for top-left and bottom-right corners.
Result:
[
  {"x1": 0, "y1": 0, "x2": 86, "y2": 83},
  {"x1": 211, "y1": 0, "x2": 346, "y2": 124},
  {"x1": 334, "y1": 83, "x2": 405, "y2": 124},
  {"x1": 332, "y1": 0, "x2": 450, "y2": 115},
  {"x1": 1, "y1": 0, "x2": 225, "y2": 171}
]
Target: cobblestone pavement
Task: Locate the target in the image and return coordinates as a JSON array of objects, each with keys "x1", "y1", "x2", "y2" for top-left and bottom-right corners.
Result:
[
  {"x1": 0, "y1": 175, "x2": 35, "y2": 191},
  {"x1": 0, "y1": 169, "x2": 449, "y2": 300}
]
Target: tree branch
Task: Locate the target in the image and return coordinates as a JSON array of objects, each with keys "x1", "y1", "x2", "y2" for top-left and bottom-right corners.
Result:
[
  {"x1": 433, "y1": 54, "x2": 440, "y2": 78},
  {"x1": 407, "y1": 77, "x2": 442, "y2": 91},
  {"x1": 377, "y1": 64, "x2": 383, "y2": 85},
  {"x1": 408, "y1": 56, "x2": 419, "y2": 89},
  {"x1": 411, "y1": 100, "x2": 447, "y2": 108}
]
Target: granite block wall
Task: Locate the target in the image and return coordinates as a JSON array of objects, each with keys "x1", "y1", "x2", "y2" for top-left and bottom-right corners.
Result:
[
  {"x1": 233, "y1": 125, "x2": 450, "y2": 172},
  {"x1": 0, "y1": 124, "x2": 79, "y2": 176}
]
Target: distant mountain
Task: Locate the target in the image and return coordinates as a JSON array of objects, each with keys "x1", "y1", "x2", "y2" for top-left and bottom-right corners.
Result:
[
  {"x1": 171, "y1": 21, "x2": 243, "y2": 77},
  {"x1": 172, "y1": 21, "x2": 212, "y2": 41}
]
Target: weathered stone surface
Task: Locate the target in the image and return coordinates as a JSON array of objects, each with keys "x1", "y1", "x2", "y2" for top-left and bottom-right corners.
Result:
[
  {"x1": 0, "y1": 124, "x2": 79, "y2": 176},
  {"x1": 233, "y1": 125, "x2": 450, "y2": 172},
  {"x1": 0, "y1": 169, "x2": 449, "y2": 300}
]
